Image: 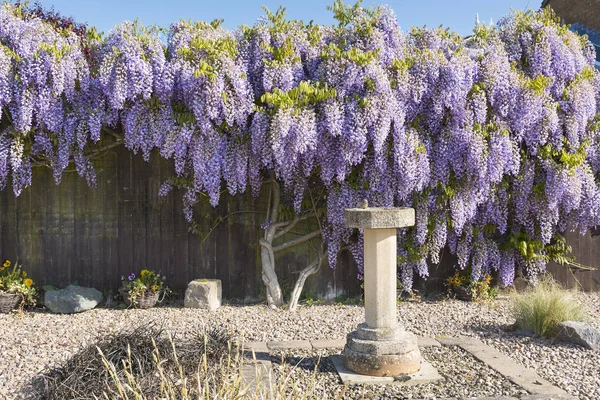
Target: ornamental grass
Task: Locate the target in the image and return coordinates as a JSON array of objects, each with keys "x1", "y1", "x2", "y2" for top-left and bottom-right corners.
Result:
[{"x1": 511, "y1": 276, "x2": 587, "y2": 338}]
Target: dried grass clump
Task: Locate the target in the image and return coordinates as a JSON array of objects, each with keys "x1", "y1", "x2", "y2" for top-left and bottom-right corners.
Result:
[
  {"x1": 38, "y1": 324, "x2": 236, "y2": 400},
  {"x1": 512, "y1": 277, "x2": 586, "y2": 337}
]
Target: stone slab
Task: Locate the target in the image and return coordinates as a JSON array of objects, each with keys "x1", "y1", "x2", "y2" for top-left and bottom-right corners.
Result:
[
  {"x1": 311, "y1": 338, "x2": 346, "y2": 350},
  {"x1": 332, "y1": 355, "x2": 443, "y2": 385},
  {"x1": 241, "y1": 361, "x2": 272, "y2": 394},
  {"x1": 417, "y1": 337, "x2": 442, "y2": 347},
  {"x1": 436, "y1": 336, "x2": 570, "y2": 397},
  {"x1": 344, "y1": 207, "x2": 415, "y2": 229},
  {"x1": 241, "y1": 341, "x2": 269, "y2": 353},
  {"x1": 267, "y1": 340, "x2": 311, "y2": 350}
]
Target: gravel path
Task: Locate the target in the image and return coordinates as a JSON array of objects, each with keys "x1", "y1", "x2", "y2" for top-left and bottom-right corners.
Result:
[
  {"x1": 270, "y1": 346, "x2": 527, "y2": 399},
  {"x1": 1, "y1": 293, "x2": 598, "y2": 399}
]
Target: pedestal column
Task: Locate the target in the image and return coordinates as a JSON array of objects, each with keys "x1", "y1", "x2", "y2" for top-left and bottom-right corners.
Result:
[{"x1": 343, "y1": 206, "x2": 421, "y2": 377}]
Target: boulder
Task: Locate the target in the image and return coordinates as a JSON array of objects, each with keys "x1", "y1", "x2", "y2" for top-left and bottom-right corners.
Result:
[
  {"x1": 44, "y1": 285, "x2": 103, "y2": 314},
  {"x1": 557, "y1": 321, "x2": 599, "y2": 351},
  {"x1": 184, "y1": 279, "x2": 221, "y2": 311}
]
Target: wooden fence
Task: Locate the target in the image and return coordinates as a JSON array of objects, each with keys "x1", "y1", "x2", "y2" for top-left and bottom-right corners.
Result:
[
  {"x1": 0, "y1": 146, "x2": 598, "y2": 302},
  {"x1": 0, "y1": 146, "x2": 361, "y2": 302}
]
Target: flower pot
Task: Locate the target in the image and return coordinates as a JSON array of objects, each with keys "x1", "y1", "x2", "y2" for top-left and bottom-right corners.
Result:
[
  {"x1": 0, "y1": 292, "x2": 23, "y2": 313},
  {"x1": 120, "y1": 288, "x2": 160, "y2": 309}
]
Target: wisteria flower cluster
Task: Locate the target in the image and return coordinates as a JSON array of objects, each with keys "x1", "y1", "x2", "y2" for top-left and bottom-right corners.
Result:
[{"x1": 1, "y1": 2, "x2": 599, "y2": 289}]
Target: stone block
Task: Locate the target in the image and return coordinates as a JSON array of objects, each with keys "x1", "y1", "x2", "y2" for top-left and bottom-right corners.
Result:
[
  {"x1": 44, "y1": 285, "x2": 103, "y2": 314},
  {"x1": 558, "y1": 321, "x2": 600, "y2": 351},
  {"x1": 355, "y1": 323, "x2": 405, "y2": 341},
  {"x1": 344, "y1": 207, "x2": 415, "y2": 229},
  {"x1": 184, "y1": 279, "x2": 221, "y2": 311},
  {"x1": 343, "y1": 345, "x2": 422, "y2": 377},
  {"x1": 347, "y1": 331, "x2": 419, "y2": 356}
]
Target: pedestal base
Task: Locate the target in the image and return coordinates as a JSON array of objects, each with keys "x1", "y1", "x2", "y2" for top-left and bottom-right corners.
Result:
[{"x1": 343, "y1": 324, "x2": 421, "y2": 376}]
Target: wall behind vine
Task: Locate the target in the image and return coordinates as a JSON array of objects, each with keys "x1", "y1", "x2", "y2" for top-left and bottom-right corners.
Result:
[{"x1": 0, "y1": 145, "x2": 362, "y2": 300}]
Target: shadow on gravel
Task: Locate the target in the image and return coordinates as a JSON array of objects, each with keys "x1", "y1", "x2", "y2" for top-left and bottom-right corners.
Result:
[
  {"x1": 467, "y1": 322, "x2": 514, "y2": 336},
  {"x1": 270, "y1": 354, "x2": 337, "y2": 374}
]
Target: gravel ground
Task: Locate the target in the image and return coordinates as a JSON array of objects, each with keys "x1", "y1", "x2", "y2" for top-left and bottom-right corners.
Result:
[
  {"x1": 1, "y1": 293, "x2": 598, "y2": 399},
  {"x1": 270, "y1": 346, "x2": 527, "y2": 399}
]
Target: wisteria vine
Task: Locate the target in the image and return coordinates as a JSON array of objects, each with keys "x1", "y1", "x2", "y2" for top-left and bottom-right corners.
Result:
[{"x1": 1, "y1": 1, "x2": 599, "y2": 289}]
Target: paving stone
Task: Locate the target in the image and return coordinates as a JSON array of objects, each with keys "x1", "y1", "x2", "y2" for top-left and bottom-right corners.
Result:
[
  {"x1": 437, "y1": 336, "x2": 570, "y2": 397},
  {"x1": 241, "y1": 361, "x2": 272, "y2": 394},
  {"x1": 331, "y1": 354, "x2": 443, "y2": 385},
  {"x1": 311, "y1": 338, "x2": 346, "y2": 349},
  {"x1": 267, "y1": 340, "x2": 311, "y2": 350},
  {"x1": 417, "y1": 336, "x2": 442, "y2": 347},
  {"x1": 241, "y1": 341, "x2": 268, "y2": 352}
]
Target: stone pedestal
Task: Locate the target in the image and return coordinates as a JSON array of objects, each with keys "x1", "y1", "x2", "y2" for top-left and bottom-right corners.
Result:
[{"x1": 343, "y1": 207, "x2": 420, "y2": 376}]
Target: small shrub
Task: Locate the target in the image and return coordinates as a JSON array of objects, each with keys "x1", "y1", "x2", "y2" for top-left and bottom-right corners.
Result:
[
  {"x1": 511, "y1": 277, "x2": 586, "y2": 337},
  {"x1": 446, "y1": 271, "x2": 497, "y2": 302}
]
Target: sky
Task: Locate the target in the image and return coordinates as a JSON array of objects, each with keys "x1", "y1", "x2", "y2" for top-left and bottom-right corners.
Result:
[{"x1": 33, "y1": 0, "x2": 538, "y2": 36}]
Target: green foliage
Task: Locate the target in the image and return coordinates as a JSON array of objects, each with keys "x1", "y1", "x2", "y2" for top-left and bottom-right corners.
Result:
[
  {"x1": 390, "y1": 57, "x2": 413, "y2": 73},
  {"x1": 446, "y1": 270, "x2": 497, "y2": 302},
  {"x1": 320, "y1": 42, "x2": 379, "y2": 66},
  {"x1": 260, "y1": 80, "x2": 337, "y2": 113},
  {"x1": 300, "y1": 291, "x2": 324, "y2": 307},
  {"x1": 538, "y1": 141, "x2": 588, "y2": 170},
  {"x1": 503, "y1": 232, "x2": 578, "y2": 267},
  {"x1": 85, "y1": 25, "x2": 103, "y2": 42},
  {"x1": 120, "y1": 269, "x2": 169, "y2": 305},
  {"x1": 1, "y1": 42, "x2": 21, "y2": 62},
  {"x1": 254, "y1": 6, "x2": 313, "y2": 66},
  {"x1": 327, "y1": 0, "x2": 364, "y2": 27},
  {"x1": 511, "y1": 7, "x2": 569, "y2": 37},
  {"x1": 471, "y1": 21, "x2": 495, "y2": 42},
  {"x1": 525, "y1": 74, "x2": 553, "y2": 95},
  {"x1": 176, "y1": 20, "x2": 238, "y2": 82},
  {"x1": 512, "y1": 277, "x2": 586, "y2": 337},
  {"x1": 0, "y1": 259, "x2": 37, "y2": 306},
  {"x1": 334, "y1": 294, "x2": 348, "y2": 304}
]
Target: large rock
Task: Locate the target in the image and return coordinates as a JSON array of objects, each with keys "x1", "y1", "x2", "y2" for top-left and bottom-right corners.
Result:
[
  {"x1": 184, "y1": 279, "x2": 221, "y2": 311},
  {"x1": 557, "y1": 321, "x2": 600, "y2": 351},
  {"x1": 44, "y1": 285, "x2": 103, "y2": 314}
]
